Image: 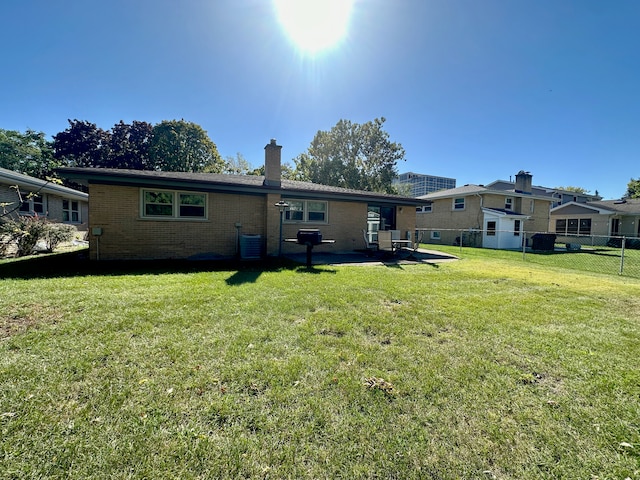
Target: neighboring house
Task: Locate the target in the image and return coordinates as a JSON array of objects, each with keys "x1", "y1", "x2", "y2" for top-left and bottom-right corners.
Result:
[
  {"x1": 0, "y1": 167, "x2": 88, "y2": 230},
  {"x1": 58, "y1": 140, "x2": 427, "y2": 261},
  {"x1": 393, "y1": 172, "x2": 456, "y2": 197},
  {"x1": 550, "y1": 198, "x2": 640, "y2": 245},
  {"x1": 487, "y1": 178, "x2": 601, "y2": 207},
  {"x1": 417, "y1": 171, "x2": 554, "y2": 249}
]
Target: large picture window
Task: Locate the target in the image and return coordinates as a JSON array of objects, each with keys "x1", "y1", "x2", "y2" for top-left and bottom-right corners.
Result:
[
  {"x1": 284, "y1": 200, "x2": 327, "y2": 223},
  {"x1": 579, "y1": 219, "x2": 591, "y2": 235},
  {"x1": 142, "y1": 189, "x2": 207, "y2": 219},
  {"x1": 556, "y1": 218, "x2": 591, "y2": 235}
]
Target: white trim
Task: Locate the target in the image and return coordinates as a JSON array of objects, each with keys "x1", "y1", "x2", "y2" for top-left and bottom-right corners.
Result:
[
  {"x1": 283, "y1": 199, "x2": 328, "y2": 224},
  {"x1": 140, "y1": 188, "x2": 208, "y2": 220},
  {"x1": 550, "y1": 201, "x2": 615, "y2": 215},
  {"x1": 0, "y1": 167, "x2": 88, "y2": 201}
]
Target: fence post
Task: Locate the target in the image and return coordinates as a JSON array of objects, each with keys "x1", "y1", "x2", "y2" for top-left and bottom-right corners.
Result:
[{"x1": 620, "y1": 236, "x2": 625, "y2": 275}]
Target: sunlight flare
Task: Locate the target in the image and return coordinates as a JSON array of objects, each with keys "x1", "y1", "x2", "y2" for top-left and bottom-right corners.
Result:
[{"x1": 274, "y1": 0, "x2": 354, "y2": 54}]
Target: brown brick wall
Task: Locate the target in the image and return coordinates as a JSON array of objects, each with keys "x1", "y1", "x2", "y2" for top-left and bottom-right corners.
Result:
[
  {"x1": 89, "y1": 184, "x2": 266, "y2": 260},
  {"x1": 87, "y1": 184, "x2": 419, "y2": 260}
]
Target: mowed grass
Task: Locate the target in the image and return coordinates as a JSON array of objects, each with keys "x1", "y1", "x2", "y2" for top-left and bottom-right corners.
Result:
[
  {"x1": 429, "y1": 242, "x2": 640, "y2": 279},
  {"x1": 1, "y1": 253, "x2": 640, "y2": 479}
]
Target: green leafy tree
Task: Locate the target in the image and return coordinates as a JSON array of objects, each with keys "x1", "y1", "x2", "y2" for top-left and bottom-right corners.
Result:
[
  {"x1": 108, "y1": 120, "x2": 154, "y2": 169},
  {"x1": 293, "y1": 118, "x2": 405, "y2": 193},
  {"x1": 247, "y1": 162, "x2": 297, "y2": 179},
  {"x1": 222, "y1": 153, "x2": 252, "y2": 175},
  {"x1": 0, "y1": 129, "x2": 59, "y2": 178},
  {"x1": 53, "y1": 119, "x2": 111, "y2": 168},
  {"x1": 625, "y1": 178, "x2": 640, "y2": 199},
  {"x1": 149, "y1": 120, "x2": 223, "y2": 172}
]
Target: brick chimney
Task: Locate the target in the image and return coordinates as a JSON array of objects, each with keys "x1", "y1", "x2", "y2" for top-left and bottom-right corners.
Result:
[
  {"x1": 264, "y1": 139, "x2": 282, "y2": 187},
  {"x1": 514, "y1": 170, "x2": 532, "y2": 194}
]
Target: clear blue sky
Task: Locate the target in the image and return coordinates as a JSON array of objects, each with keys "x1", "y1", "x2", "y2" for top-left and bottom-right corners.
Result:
[{"x1": 2, "y1": 0, "x2": 638, "y2": 199}]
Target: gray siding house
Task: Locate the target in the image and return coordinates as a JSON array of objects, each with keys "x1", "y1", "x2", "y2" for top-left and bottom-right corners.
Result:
[{"x1": 0, "y1": 167, "x2": 88, "y2": 230}]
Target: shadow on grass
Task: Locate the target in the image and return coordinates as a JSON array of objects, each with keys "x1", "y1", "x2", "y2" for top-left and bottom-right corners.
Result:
[
  {"x1": 0, "y1": 249, "x2": 329, "y2": 281},
  {"x1": 294, "y1": 265, "x2": 337, "y2": 275}
]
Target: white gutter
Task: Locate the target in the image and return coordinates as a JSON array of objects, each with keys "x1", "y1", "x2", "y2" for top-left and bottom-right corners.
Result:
[{"x1": 0, "y1": 168, "x2": 88, "y2": 201}]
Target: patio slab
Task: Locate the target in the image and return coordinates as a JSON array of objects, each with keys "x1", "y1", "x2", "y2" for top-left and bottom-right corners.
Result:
[{"x1": 284, "y1": 248, "x2": 458, "y2": 267}]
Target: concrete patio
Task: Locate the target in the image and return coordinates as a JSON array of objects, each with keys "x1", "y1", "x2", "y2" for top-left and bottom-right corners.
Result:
[{"x1": 283, "y1": 247, "x2": 459, "y2": 267}]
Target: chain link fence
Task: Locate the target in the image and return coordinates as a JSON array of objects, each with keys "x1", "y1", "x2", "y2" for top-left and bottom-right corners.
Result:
[{"x1": 415, "y1": 228, "x2": 640, "y2": 279}]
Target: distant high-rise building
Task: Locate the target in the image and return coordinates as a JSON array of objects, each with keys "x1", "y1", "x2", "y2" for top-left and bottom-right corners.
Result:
[{"x1": 394, "y1": 172, "x2": 456, "y2": 197}]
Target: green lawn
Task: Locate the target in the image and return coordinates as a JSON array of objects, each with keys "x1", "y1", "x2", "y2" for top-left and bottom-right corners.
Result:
[
  {"x1": 428, "y1": 242, "x2": 640, "y2": 279},
  {"x1": 1, "y1": 251, "x2": 639, "y2": 479}
]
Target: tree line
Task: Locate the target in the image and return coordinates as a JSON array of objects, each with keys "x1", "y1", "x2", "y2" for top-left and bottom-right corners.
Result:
[
  {"x1": 0, "y1": 117, "x2": 407, "y2": 194},
  {"x1": 1, "y1": 119, "x2": 225, "y2": 177},
  {"x1": 7, "y1": 117, "x2": 634, "y2": 197}
]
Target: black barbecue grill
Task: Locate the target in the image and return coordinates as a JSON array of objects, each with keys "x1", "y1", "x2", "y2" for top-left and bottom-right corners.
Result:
[
  {"x1": 297, "y1": 229, "x2": 323, "y2": 245},
  {"x1": 285, "y1": 229, "x2": 335, "y2": 268}
]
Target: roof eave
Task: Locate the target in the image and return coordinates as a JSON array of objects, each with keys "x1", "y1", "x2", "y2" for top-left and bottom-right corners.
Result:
[{"x1": 58, "y1": 168, "x2": 426, "y2": 206}]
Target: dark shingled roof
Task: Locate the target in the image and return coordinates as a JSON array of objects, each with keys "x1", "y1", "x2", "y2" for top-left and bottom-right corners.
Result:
[
  {"x1": 58, "y1": 167, "x2": 428, "y2": 206},
  {"x1": 586, "y1": 198, "x2": 640, "y2": 214}
]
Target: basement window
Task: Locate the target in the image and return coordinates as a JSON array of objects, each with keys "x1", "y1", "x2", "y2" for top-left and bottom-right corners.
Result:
[{"x1": 141, "y1": 189, "x2": 207, "y2": 219}]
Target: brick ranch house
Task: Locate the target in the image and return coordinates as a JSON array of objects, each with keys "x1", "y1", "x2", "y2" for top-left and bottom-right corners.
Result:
[
  {"x1": 58, "y1": 140, "x2": 426, "y2": 261},
  {"x1": 0, "y1": 167, "x2": 88, "y2": 230}
]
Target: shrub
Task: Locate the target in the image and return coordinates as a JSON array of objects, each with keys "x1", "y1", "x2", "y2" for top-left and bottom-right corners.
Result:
[
  {"x1": 42, "y1": 223, "x2": 77, "y2": 252},
  {"x1": 0, "y1": 216, "x2": 78, "y2": 257},
  {"x1": 0, "y1": 215, "x2": 48, "y2": 257}
]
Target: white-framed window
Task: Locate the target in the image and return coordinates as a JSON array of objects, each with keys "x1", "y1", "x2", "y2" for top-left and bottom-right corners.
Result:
[
  {"x1": 486, "y1": 221, "x2": 497, "y2": 236},
  {"x1": 430, "y1": 230, "x2": 441, "y2": 240},
  {"x1": 514, "y1": 219, "x2": 521, "y2": 236},
  {"x1": 284, "y1": 200, "x2": 327, "y2": 223},
  {"x1": 62, "y1": 199, "x2": 80, "y2": 222},
  {"x1": 19, "y1": 193, "x2": 46, "y2": 215},
  {"x1": 505, "y1": 197, "x2": 513, "y2": 210},
  {"x1": 529, "y1": 199, "x2": 535, "y2": 213},
  {"x1": 416, "y1": 203, "x2": 432, "y2": 213},
  {"x1": 453, "y1": 197, "x2": 465, "y2": 210},
  {"x1": 141, "y1": 189, "x2": 207, "y2": 219}
]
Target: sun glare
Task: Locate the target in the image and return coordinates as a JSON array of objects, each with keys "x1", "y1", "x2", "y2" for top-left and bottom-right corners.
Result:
[{"x1": 274, "y1": 0, "x2": 354, "y2": 54}]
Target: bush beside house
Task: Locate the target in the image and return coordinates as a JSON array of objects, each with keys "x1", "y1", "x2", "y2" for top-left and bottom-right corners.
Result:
[{"x1": 0, "y1": 216, "x2": 78, "y2": 258}]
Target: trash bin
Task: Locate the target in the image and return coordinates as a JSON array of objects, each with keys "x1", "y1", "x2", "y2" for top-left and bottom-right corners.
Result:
[{"x1": 531, "y1": 233, "x2": 556, "y2": 251}]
